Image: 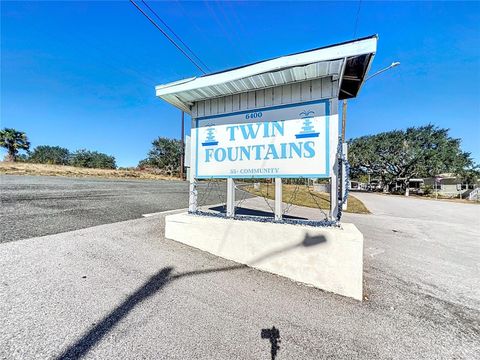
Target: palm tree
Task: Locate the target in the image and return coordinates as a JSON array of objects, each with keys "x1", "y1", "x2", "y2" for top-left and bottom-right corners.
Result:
[{"x1": 0, "y1": 128, "x2": 30, "y2": 162}]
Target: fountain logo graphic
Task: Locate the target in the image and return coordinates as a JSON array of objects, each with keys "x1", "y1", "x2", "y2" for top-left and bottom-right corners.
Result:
[
  {"x1": 201, "y1": 125, "x2": 219, "y2": 146},
  {"x1": 295, "y1": 111, "x2": 320, "y2": 139}
]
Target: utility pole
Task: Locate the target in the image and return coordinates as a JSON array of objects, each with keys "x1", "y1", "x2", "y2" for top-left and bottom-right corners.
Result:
[{"x1": 180, "y1": 111, "x2": 185, "y2": 180}]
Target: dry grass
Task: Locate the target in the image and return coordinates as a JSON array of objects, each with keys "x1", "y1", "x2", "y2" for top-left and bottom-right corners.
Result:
[
  {"x1": 245, "y1": 183, "x2": 370, "y2": 214},
  {"x1": 0, "y1": 162, "x2": 178, "y2": 181}
]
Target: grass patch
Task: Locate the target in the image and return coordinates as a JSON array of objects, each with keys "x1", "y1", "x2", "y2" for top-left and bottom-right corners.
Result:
[
  {"x1": 0, "y1": 162, "x2": 177, "y2": 181},
  {"x1": 245, "y1": 183, "x2": 370, "y2": 214}
]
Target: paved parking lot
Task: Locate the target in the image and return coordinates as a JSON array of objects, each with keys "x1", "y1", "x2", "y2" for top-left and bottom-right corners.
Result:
[
  {"x1": 1, "y1": 178, "x2": 479, "y2": 359},
  {"x1": 0, "y1": 175, "x2": 227, "y2": 243}
]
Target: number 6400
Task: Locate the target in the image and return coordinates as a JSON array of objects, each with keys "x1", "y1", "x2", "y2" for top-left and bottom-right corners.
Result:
[{"x1": 245, "y1": 112, "x2": 262, "y2": 120}]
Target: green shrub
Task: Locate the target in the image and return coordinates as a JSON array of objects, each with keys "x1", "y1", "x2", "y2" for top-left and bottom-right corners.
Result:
[
  {"x1": 29, "y1": 145, "x2": 70, "y2": 165},
  {"x1": 139, "y1": 137, "x2": 182, "y2": 176},
  {"x1": 70, "y1": 149, "x2": 116, "y2": 169},
  {"x1": 423, "y1": 185, "x2": 434, "y2": 196}
]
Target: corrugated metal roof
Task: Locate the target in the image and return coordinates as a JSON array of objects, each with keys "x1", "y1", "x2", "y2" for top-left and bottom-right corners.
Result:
[{"x1": 156, "y1": 35, "x2": 377, "y2": 113}]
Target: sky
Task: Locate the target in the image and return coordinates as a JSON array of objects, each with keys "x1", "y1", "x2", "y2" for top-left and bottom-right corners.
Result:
[{"x1": 1, "y1": 1, "x2": 479, "y2": 167}]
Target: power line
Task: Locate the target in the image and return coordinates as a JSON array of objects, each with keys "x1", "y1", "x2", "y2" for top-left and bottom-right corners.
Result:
[
  {"x1": 353, "y1": 0, "x2": 362, "y2": 38},
  {"x1": 141, "y1": 0, "x2": 211, "y2": 73},
  {"x1": 129, "y1": 0, "x2": 207, "y2": 74}
]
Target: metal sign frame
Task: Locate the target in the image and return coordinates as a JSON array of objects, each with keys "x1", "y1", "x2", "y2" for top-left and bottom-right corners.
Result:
[{"x1": 188, "y1": 98, "x2": 339, "y2": 222}]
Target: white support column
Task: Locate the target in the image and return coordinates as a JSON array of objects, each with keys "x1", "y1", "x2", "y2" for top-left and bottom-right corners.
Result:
[
  {"x1": 341, "y1": 142, "x2": 348, "y2": 211},
  {"x1": 189, "y1": 117, "x2": 197, "y2": 213},
  {"x1": 275, "y1": 178, "x2": 283, "y2": 221},
  {"x1": 226, "y1": 178, "x2": 235, "y2": 218},
  {"x1": 189, "y1": 179, "x2": 197, "y2": 213}
]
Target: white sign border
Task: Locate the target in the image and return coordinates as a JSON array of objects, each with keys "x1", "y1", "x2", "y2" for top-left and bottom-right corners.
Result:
[{"x1": 194, "y1": 99, "x2": 332, "y2": 179}]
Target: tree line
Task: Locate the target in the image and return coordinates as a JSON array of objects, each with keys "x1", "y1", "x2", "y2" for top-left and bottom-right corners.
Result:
[
  {"x1": 348, "y1": 124, "x2": 478, "y2": 192},
  {"x1": 0, "y1": 128, "x2": 116, "y2": 169},
  {"x1": 2, "y1": 125, "x2": 477, "y2": 182},
  {"x1": 0, "y1": 127, "x2": 179, "y2": 173},
  {"x1": 138, "y1": 125, "x2": 479, "y2": 185}
]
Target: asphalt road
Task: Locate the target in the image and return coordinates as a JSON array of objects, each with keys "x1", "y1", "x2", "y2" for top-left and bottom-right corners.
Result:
[
  {"x1": 1, "y1": 178, "x2": 479, "y2": 359},
  {"x1": 0, "y1": 175, "x2": 230, "y2": 243},
  {"x1": 344, "y1": 192, "x2": 480, "y2": 311}
]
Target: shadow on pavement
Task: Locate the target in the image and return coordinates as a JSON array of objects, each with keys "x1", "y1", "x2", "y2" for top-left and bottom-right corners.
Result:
[
  {"x1": 261, "y1": 326, "x2": 281, "y2": 360},
  {"x1": 56, "y1": 233, "x2": 326, "y2": 359},
  {"x1": 208, "y1": 205, "x2": 307, "y2": 220},
  {"x1": 56, "y1": 267, "x2": 174, "y2": 360}
]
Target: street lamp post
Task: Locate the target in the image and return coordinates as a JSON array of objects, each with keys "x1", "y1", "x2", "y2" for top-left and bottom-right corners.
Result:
[
  {"x1": 341, "y1": 61, "x2": 400, "y2": 142},
  {"x1": 365, "y1": 61, "x2": 401, "y2": 82},
  {"x1": 340, "y1": 61, "x2": 400, "y2": 209}
]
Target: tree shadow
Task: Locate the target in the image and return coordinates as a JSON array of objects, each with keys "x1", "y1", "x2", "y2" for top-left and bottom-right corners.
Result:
[{"x1": 56, "y1": 233, "x2": 327, "y2": 359}]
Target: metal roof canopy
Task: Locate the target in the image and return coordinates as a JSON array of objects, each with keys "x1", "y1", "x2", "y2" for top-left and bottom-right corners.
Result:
[{"x1": 156, "y1": 35, "x2": 378, "y2": 114}]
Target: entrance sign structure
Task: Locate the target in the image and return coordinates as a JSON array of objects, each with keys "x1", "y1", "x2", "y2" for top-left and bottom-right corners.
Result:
[
  {"x1": 157, "y1": 36, "x2": 377, "y2": 300},
  {"x1": 157, "y1": 35, "x2": 377, "y2": 221}
]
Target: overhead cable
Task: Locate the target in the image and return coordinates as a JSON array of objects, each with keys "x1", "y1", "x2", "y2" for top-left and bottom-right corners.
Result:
[
  {"x1": 141, "y1": 0, "x2": 211, "y2": 73},
  {"x1": 129, "y1": 0, "x2": 207, "y2": 74}
]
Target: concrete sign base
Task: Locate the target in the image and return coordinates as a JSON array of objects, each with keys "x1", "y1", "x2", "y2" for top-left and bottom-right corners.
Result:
[{"x1": 165, "y1": 213, "x2": 364, "y2": 300}]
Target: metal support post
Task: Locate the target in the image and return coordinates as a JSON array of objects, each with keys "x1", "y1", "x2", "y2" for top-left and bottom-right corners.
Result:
[
  {"x1": 180, "y1": 111, "x2": 185, "y2": 180},
  {"x1": 330, "y1": 157, "x2": 339, "y2": 221},
  {"x1": 226, "y1": 178, "x2": 235, "y2": 218},
  {"x1": 275, "y1": 178, "x2": 282, "y2": 221},
  {"x1": 341, "y1": 142, "x2": 348, "y2": 211}
]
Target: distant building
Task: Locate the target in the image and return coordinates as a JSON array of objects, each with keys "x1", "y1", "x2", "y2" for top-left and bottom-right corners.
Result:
[
  {"x1": 423, "y1": 174, "x2": 479, "y2": 199},
  {"x1": 349, "y1": 181, "x2": 367, "y2": 191},
  {"x1": 350, "y1": 173, "x2": 479, "y2": 200},
  {"x1": 388, "y1": 178, "x2": 425, "y2": 194}
]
